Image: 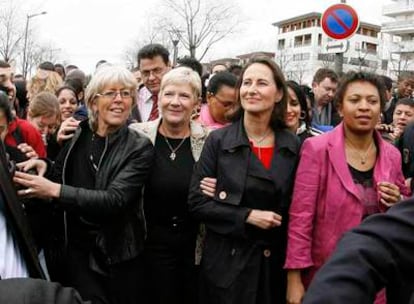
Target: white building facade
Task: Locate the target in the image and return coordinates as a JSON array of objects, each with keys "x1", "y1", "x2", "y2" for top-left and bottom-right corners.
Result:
[
  {"x1": 273, "y1": 12, "x2": 386, "y2": 85},
  {"x1": 381, "y1": 0, "x2": 414, "y2": 78}
]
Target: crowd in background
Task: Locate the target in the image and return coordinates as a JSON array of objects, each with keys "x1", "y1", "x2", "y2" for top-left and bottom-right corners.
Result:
[{"x1": 0, "y1": 42, "x2": 414, "y2": 304}]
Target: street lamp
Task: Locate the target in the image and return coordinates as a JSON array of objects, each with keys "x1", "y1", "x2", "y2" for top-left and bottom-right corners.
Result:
[
  {"x1": 168, "y1": 30, "x2": 182, "y2": 66},
  {"x1": 22, "y1": 11, "x2": 47, "y2": 78}
]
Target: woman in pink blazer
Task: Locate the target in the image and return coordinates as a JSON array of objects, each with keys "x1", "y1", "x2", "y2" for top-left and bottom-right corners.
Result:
[{"x1": 285, "y1": 71, "x2": 410, "y2": 304}]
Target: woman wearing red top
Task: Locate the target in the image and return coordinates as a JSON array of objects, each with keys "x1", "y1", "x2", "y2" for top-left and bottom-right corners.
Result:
[{"x1": 188, "y1": 57, "x2": 300, "y2": 304}]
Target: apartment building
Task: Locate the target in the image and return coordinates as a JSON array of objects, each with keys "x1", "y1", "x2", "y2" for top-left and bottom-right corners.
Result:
[
  {"x1": 382, "y1": 0, "x2": 414, "y2": 78},
  {"x1": 272, "y1": 12, "x2": 385, "y2": 85}
]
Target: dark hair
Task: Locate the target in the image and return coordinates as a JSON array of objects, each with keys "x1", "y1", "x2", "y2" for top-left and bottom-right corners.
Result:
[
  {"x1": 15, "y1": 80, "x2": 28, "y2": 117},
  {"x1": 395, "y1": 97, "x2": 414, "y2": 108},
  {"x1": 313, "y1": 68, "x2": 338, "y2": 84},
  {"x1": 0, "y1": 92, "x2": 13, "y2": 123},
  {"x1": 54, "y1": 63, "x2": 66, "y2": 76},
  {"x1": 334, "y1": 71, "x2": 387, "y2": 111},
  {"x1": 131, "y1": 66, "x2": 140, "y2": 73},
  {"x1": 56, "y1": 85, "x2": 79, "y2": 104},
  {"x1": 64, "y1": 78, "x2": 84, "y2": 99},
  {"x1": 0, "y1": 61, "x2": 11, "y2": 68},
  {"x1": 207, "y1": 71, "x2": 237, "y2": 95},
  {"x1": 137, "y1": 44, "x2": 170, "y2": 66},
  {"x1": 232, "y1": 56, "x2": 288, "y2": 130},
  {"x1": 381, "y1": 75, "x2": 393, "y2": 91},
  {"x1": 300, "y1": 84, "x2": 314, "y2": 108},
  {"x1": 38, "y1": 61, "x2": 55, "y2": 71},
  {"x1": 177, "y1": 56, "x2": 203, "y2": 77},
  {"x1": 65, "y1": 64, "x2": 78, "y2": 71},
  {"x1": 229, "y1": 64, "x2": 242, "y2": 73},
  {"x1": 96, "y1": 60, "x2": 107, "y2": 68},
  {"x1": 287, "y1": 80, "x2": 311, "y2": 127}
]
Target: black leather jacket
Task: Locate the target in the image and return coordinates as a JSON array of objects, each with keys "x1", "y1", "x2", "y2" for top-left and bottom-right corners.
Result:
[{"x1": 50, "y1": 120, "x2": 154, "y2": 265}]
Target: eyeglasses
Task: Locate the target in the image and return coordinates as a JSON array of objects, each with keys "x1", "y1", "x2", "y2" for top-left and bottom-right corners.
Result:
[
  {"x1": 211, "y1": 94, "x2": 235, "y2": 108},
  {"x1": 141, "y1": 67, "x2": 164, "y2": 78},
  {"x1": 96, "y1": 90, "x2": 132, "y2": 99}
]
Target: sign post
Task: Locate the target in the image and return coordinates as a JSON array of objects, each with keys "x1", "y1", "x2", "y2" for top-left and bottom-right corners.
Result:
[{"x1": 321, "y1": 1, "x2": 359, "y2": 75}]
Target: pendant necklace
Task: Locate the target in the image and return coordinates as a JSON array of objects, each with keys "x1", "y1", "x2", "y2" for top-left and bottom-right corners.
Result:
[
  {"x1": 163, "y1": 135, "x2": 187, "y2": 161},
  {"x1": 346, "y1": 139, "x2": 375, "y2": 165},
  {"x1": 247, "y1": 128, "x2": 272, "y2": 159}
]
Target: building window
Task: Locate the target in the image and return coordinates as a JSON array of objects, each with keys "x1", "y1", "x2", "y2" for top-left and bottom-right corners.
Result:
[
  {"x1": 318, "y1": 34, "x2": 322, "y2": 46},
  {"x1": 294, "y1": 36, "x2": 303, "y2": 47},
  {"x1": 304, "y1": 34, "x2": 312, "y2": 46},
  {"x1": 381, "y1": 60, "x2": 388, "y2": 70},
  {"x1": 278, "y1": 39, "x2": 285, "y2": 50},
  {"x1": 318, "y1": 53, "x2": 335, "y2": 62}
]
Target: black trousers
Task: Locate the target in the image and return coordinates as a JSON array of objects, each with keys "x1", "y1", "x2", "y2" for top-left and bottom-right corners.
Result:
[
  {"x1": 143, "y1": 224, "x2": 197, "y2": 304},
  {"x1": 61, "y1": 246, "x2": 145, "y2": 304}
]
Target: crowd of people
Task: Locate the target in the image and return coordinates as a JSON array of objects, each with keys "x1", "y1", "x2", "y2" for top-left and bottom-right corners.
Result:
[{"x1": 0, "y1": 42, "x2": 414, "y2": 304}]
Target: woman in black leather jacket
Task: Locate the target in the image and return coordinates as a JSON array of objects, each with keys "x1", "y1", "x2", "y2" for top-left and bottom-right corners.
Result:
[{"x1": 14, "y1": 65, "x2": 154, "y2": 304}]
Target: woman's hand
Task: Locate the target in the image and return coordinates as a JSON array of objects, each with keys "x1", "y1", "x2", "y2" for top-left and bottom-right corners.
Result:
[
  {"x1": 13, "y1": 171, "x2": 61, "y2": 199},
  {"x1": 245, "y1": 209, "x2": 282, "y2": 229},
  {"x1": 57, "y1": 117, "x2": 79, "y2": 145},
  {"x1": 378, "y1": 181, "x2": 401, "y2": 207},
  {"x1": 287, "y1": 270, "x2": 305, "y2": 304},
  {"x1": 17, "y1": 143, "x2": 38, "y2": 159},
  {"x1": 200, "y1": 177, "x2": 217, "y2": 198},
  {"x1": 16, "y1": 159, "x2": 48, "y2": 176}
]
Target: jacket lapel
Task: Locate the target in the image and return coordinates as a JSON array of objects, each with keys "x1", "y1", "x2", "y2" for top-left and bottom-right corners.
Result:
[{"x1": 327, "y1": 123, "x2": 361, "y2": 201}]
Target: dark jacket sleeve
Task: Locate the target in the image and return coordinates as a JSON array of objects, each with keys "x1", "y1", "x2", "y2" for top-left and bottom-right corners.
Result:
[
  {"x1": 58, "y1": 137, "x2": 154, "y2": 220},
  {"x1": 303, "y1": 198, "x2": 414, "y2": 304},
  {"x1": 188, "y1": 131, "x2": 250, "y2": 238}
]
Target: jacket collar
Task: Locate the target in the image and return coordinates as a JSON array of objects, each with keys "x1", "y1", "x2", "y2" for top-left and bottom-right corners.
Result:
[
  {"x1": 79, "y1": 119, "x2": 128, "y2": 145},
  {"x1": 327, "y1": 122, "x2": 386, "y2": 200},
  {"x1": 222, "y1": 118, "x2": 298, "y2": 155}
]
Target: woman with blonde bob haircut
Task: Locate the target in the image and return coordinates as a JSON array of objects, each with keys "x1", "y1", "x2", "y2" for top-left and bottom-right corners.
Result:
[
  {"x1": 14, "y1": 64, "x2": 154, "y2": 304},
  {"x1": 130, "y1": 66, "x2": 210, "y2": 304}
]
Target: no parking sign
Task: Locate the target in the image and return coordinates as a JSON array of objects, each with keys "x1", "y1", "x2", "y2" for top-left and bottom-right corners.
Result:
[{"x1": 321, "y1": 4, "x2": 359, "y2": 40}]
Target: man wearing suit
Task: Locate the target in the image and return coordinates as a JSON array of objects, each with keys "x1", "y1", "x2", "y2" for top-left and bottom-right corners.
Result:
[
  {"x1": 0, "y1": 140, "x2": 44, "y2": 279},
  {"x1": 304, "y1": 199, "x2": 414, "y2": 304}
]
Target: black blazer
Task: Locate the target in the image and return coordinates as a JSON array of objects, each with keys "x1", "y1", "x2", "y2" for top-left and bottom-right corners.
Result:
[
  {"x1": 304, "y1": 198, "x2": 414, "y2": 304},
  {"x1": 188, "y1": 119, "x2": 300, "y2": 301},
  {"x1": 0, "y1": 142, "x2": 44, "y2": 279}
]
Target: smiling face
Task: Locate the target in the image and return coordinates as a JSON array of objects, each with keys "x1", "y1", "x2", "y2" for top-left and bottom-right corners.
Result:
[
  {"x1": 338, "y1": 80, "x2": 381, "y2": 135},
  {"x1": 160, "y1": 83, "x2": 198, "y2": 128},
  {"x1": 240, "y1": 63, "x2": 282, "y2": 116},
  {"x1": 93, "y1": 83, "x2": 133, "y2": 135},
  {"x1": 58, "y1": 88, "x2": 78, "y2": 121},
  {"x1": 286, "y1": 87, "x2": 301, "y2": 132},
  {"x1": 392, "y1": 103, "x2": 414, "y2": 131}
]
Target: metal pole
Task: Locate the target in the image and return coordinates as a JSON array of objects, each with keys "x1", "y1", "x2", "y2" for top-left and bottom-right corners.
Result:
[
  {"x1": 172, "y1": 40, "x2": 179, "y2": 66},
  {"x1": 334, "y1": 0, "x2": 346, "y2": 75},
  {"x1": 22, "y1": 15, "x2": 30, "y2": 78},
  {"x1": 22, "y1": 12, "x2": 47, "y2": 78}
]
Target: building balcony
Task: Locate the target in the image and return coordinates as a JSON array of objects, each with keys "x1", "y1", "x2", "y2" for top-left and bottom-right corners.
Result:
[
  {"x1": 383, "y1": 2, "x2": 414, "y2": 17},
  {"x1": 382, "y1": 20, "x2": 414, "y2": 35},
  {"x1": 389, "y1": 40, "x2": 414, "y2": 53}
]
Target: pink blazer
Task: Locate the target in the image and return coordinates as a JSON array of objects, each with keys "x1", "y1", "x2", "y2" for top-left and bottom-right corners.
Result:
[{"x1": 284, "y1": 123, "x2": 409, "y2": 286}]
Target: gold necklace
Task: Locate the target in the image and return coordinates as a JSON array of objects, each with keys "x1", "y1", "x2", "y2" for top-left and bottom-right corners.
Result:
[
  {"x1": 345, "y1": 139, "x2": 375, "y2": 165},
  {"x1": 247, "y1": 128, "x2": 272, "y2": 160}
]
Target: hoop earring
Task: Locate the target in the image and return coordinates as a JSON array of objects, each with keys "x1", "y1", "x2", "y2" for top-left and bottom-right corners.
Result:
[{"x1": 299, "y1": 111, "x2": 306, "y2": 120}]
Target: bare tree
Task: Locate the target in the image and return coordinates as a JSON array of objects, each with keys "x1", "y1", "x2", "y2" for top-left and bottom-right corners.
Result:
[
  {"x1": 160, "y1": 0, "x2": 240, "y2": 61},
  {"x1": 0, "y1": 1, "x2": 23, "y2": 62},
  {"x1": 275, "y1": 49, "x2": 293, "y2": 75}
]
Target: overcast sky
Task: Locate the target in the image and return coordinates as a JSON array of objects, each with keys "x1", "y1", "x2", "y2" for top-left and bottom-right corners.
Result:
[{"x1": 21, "y1": 0, "x2": 393, "y2": 74}]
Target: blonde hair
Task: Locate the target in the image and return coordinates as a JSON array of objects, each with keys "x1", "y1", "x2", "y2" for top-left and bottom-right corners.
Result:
[
  {"x1": 27, "y1": 70, "x2": 63, "y2": 98},
  {"x1": 28, "y1": 91, "x2": 60, "y2": 121},
  {"x1": 159, "y1": 67, "x2": 201, "y2": 100},
  {"x1": 85, "y1": 64, "x2": 137, "y2": 131}
]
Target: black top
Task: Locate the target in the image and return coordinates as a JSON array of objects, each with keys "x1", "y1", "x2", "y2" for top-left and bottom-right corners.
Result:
[
  {"x1": 348, "y1": 165, "x2": 374, "y2": 185},
  {"x1": 65, "y1": 128, "x2": 106, "y2": 248},
  {"x1": 144, "y1": 132, "x2": 194, "y2": 225}
]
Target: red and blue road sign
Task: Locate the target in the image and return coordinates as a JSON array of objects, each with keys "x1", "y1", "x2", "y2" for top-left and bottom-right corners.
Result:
[{"x1": 321, "y1": 4, "x2": 359, "y2": 40}]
